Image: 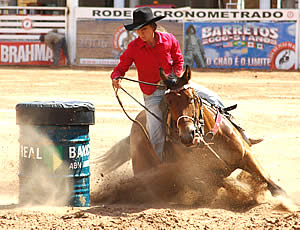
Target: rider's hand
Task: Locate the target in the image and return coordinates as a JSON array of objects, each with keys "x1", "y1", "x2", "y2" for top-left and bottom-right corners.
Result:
[{"x1": 112, "y1": 78, "x2": 122, "y2": 89}]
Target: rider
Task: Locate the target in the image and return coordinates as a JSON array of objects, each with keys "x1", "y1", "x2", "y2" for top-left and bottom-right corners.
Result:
[{"x1": 110, "y1": 7, "x2": 262, "y2": 161}]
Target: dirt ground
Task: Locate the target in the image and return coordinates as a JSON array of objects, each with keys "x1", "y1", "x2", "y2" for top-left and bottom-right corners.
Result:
[{"x1": 0, "y1": 66, "x2": 300, "y2": 229}]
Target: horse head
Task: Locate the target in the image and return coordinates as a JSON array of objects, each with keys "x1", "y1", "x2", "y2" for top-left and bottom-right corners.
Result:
[{"x1": 160, "y1": 66, "x2": 205, "y2": 147}]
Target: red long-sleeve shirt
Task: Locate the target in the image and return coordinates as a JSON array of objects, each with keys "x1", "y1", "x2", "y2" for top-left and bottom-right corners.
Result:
[{"x1": 111, "y1": 31, "x2": 184, "y2": 95}]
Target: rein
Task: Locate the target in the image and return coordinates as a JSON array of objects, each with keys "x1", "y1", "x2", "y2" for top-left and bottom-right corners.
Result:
[
  {"x1": 113, "y1": 78, "x2": 178, "y2": 143},
  {"x1": 114, "y1": 76, "x2": 166, "y2": 123},
  {"x1": 115, "y1": 86, "x2": 163, "y2": 123},
  {"x1": 116, "y1": 76, "x2": 166, "y2": 89},
  {"x1": 114, "y1": 86, "x2": 151, "y2": 140}
]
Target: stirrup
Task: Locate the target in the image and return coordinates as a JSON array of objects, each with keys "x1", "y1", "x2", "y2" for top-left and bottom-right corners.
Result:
[{"x1": 222, "y1": 104, "x2": 237, "y2": 113}]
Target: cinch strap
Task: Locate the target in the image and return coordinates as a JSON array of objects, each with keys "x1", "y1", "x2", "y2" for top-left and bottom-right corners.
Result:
[{"x1": 211, "y1": 110, "x2": 222, "y2": 135}]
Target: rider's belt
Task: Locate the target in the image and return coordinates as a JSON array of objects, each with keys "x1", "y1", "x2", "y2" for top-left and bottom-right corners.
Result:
[{"x1": 211, "y1": 110, "x2": 222, "y2": 135}]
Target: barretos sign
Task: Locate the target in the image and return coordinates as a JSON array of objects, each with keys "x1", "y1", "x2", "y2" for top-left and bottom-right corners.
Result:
[{"x1": 76, "y1": 8, "x2": 298, "y2": 21}]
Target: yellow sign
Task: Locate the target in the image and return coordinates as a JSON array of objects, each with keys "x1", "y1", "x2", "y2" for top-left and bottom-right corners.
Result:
[{"x1": 18, "y1": 0, "x2": 37, "y2": 6}]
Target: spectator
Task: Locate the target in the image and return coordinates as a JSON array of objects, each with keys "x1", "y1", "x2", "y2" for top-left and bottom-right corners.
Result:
[{"x1": 40, "y1": 30, "x2": 70, "y2": 67}]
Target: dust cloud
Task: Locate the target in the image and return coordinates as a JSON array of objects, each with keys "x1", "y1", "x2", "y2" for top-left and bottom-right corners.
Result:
[
  {"x1": 91, "y1": 140, "x2": 299, "y2": 212},
  {"x1": 90, "y1": 136, "x2": 134, "y2": 204},
  {"x1": 0, "y1": 125, "x2": 19, "y2": 206},
  {"x1": 0, "y1": 126, "x2": 73, "y2": 208}
]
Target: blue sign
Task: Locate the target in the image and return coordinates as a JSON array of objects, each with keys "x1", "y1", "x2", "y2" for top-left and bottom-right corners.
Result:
[{"x1": 183, "y1": 22, "x2": 296, "y2": 69}]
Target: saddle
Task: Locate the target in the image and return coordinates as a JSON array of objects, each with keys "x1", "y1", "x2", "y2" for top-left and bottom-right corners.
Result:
[{"x1": 218, "y1": 104, "x2": 245, "y2": 132}]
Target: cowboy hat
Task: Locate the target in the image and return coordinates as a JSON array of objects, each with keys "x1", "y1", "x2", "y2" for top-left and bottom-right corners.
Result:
[{"x1": 124, "y1": 7, "x2": 166, "y2": 31}]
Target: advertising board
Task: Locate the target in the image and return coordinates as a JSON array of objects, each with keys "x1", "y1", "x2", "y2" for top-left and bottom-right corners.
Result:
[
  {"x1": 183, "y1": 22, "x2": 296, "y2": 69},
  {"x1": 76, "y1": 19, "x2": 183, "y2": 66},
  {"x1": 0, "y1": 42, "x2": 66, "y2": 65}
]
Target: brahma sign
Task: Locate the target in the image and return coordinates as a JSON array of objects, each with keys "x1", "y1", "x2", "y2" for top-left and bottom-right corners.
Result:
[{"x1": 0, "y1": 42, "x2": 66, "y2": 65}]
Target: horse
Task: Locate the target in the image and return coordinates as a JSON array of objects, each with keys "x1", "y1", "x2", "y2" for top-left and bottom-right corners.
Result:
[
  {"x1": 128, "y1": 65, "x2": 286, "y2": 203},
  {"x1": 95, "y1": 66, "x2": 286, "y2": 205}
]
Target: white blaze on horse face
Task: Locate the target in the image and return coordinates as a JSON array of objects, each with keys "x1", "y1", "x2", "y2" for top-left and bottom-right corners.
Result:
[
  {"x1": 178, "y1": 121, "x2": 196, "y2": 146},
  {"x1": 166, "y1": 87, "x2": 199, "y2": 146},
  {"x1": 178, "y1": 95, "x2": 198, "y2": 145}
]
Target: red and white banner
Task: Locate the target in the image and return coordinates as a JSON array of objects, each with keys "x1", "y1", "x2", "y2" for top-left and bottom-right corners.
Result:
[{"x1": 0, "y1": 42, "x2": 66, "y2": 65}]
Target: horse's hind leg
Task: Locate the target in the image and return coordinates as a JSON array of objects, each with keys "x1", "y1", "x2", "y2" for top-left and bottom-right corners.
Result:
[{"x1": 240, "y1": 149, "x2": 286, "y2": 197}]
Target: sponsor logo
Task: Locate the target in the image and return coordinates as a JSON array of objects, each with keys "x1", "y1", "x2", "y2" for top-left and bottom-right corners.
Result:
[
  {"x1": 0, "y1": 43, "x2": 52, "y2": 64},
  {"x1": 112, "y1": 26, "x2": 137, "y2": 52},
  {"x1": 269, "y1": 42, "x2": 296, "y2": 70},
  {"x1": 22, "y1": 18, "x2": 32, "y2": 30}
]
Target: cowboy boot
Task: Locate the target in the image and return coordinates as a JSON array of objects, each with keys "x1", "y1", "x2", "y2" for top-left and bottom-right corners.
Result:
[
  {"x1": 235, "y1": 126, "x2": 264, "y2": 147},
  {"x1": 224, "y1": 113, "x2": 263, "y2": 146}
]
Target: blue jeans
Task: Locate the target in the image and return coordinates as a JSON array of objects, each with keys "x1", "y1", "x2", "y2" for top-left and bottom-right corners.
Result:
[
  {"x1": 143, "y1": 84, "x2": 225, "y2": 161},
  {"x1": 189, "y1": 82, "x2": 225, "y2": 108},
  {"x1": 143, "y1": 88, "x2": 165, "y2": 161}
]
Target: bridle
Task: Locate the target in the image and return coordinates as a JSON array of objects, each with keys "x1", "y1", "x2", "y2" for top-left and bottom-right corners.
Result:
[
  {"x1": 165, "y1": 85, "x2": 232, "y2": 172},
  {"x1": 166, "y1": 85, "x2": 205, "y2": 143}
]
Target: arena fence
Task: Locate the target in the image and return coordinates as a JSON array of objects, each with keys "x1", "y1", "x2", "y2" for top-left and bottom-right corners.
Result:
[
  {"x1": 0, "y1": 6, "x2": 67, "y2": 65},
  {"x1": 0, "y1": 6, "x2": 299, "y2": 70}
]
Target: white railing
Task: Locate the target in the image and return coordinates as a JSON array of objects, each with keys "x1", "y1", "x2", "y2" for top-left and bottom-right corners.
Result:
[{"x1": 0, "y1": 6, "x2": 67, "y2": 41}]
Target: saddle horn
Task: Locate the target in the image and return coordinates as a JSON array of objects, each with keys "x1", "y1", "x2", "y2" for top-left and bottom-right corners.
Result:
[
  {"x1": 159, "y1": 65, "x2": 192, "y2": 90},
  {"x1": 159, "y1": 67, "x2": 178, "y2": 90}
]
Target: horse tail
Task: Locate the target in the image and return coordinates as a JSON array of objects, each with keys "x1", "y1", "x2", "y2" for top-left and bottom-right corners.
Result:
[{"x1": 91, "y1": 136, "x2": 131, "y2": 174}]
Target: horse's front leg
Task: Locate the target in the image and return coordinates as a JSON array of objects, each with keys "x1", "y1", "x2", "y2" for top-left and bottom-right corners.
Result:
[
  {"x1": 220, "y1": 119, "x2": 286, "y2": 197},
  {"x1": 130, "y1": 111, "x2": 161, "y2": 175},
  {"x1": 240, "y1": 148, "x2": 286, "y2": 196}
]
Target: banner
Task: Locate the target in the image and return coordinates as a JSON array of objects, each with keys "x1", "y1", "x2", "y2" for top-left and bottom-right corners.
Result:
[
  {"x1": 0, "y1": 42, "x2": 66, "y2": 65},
  {"x1": 77, "y1": 19, "x2": 183, "y2": 66},
  {"x1": 183, "y1": 22, "x2": 296, "y2": 69},
  {"x1": 76, "y1": 8, "x2": 298, "y2": 21}
]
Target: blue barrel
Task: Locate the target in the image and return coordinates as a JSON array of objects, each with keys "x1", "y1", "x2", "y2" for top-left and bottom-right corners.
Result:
[{"x1": 16, "y1": 101, "x2": 95, "y2": 207}]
